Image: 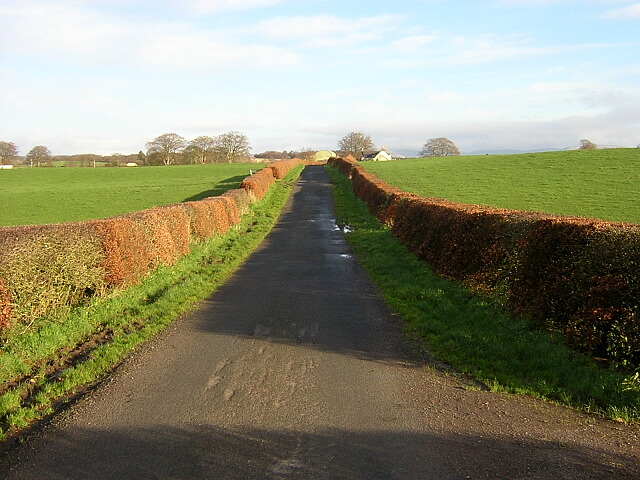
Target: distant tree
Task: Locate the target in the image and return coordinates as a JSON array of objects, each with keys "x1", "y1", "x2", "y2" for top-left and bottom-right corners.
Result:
[
  {"x1": 188, "y1": 135, "x2": 216, "y2": 164},
  {"x1": 137, "y1": 150, "x2": 146, "y2": 165},
  {"x1": 85, "y1": 154, "x2": 103, "y2": 167},
  {"x1": 419, "y1": 138, "x2": 460, "y2": 157},
  {"x1": 182, "y1": 144, "x2": 199, "y2": 165},
  {"x1": 300, "y1": 149, "x2": 317, "y2": 162},
  {"x1": 26, "y1": 145, "x2": 52, "y2": 167},
  {"x1": 255, "y1": 150, "x2": 292, "y2": 160},
  {"x1": 110, "y1": 153, "x2": 124, "y2": 167},
  {"x1": 64, "y1": 153, "x2": 103, "y2": 167},
  {"x1": 213, "y1": 131, "x2": 251, "y2": 163},
  {"x1": 338, "y1": 132, "x2": 375, "y2": 160},
  {"x1": 0, "y1": 141, "x2": 19, "y2": 164},
  {"x1": 579, "y1": 139, "x2": 597, "y2": 150},
  {"x1": 145, "y1": 133, "x2": 187, "y2": 165},
  {"x1": 145, "y1": 152, "x2": 164, "y2": 166}
]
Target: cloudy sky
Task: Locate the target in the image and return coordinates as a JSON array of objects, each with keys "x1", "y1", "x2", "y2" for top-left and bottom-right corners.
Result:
[{"x1": 1, "y1": 0, "x2": 639, "y2": 156}]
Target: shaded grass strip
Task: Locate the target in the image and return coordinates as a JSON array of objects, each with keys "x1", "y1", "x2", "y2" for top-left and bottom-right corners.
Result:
[
  {"x1": 0, "y1": 165, "x2": 304, "y2": 441},
  {"x1": 326, "y1": 165, "x2": 640, "y2": 423}
]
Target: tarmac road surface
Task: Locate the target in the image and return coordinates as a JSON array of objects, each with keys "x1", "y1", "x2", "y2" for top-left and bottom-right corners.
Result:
[{"x1": 1, "y1": 166, "x2": 638, "y2": 479}]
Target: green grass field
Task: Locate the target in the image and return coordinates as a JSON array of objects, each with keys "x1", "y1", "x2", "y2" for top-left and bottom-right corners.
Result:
[
  {"x1": 362, "y1": 149, "x2": 640, "y2": 224},
  {"x1": 0, "y1": 164, "x2": 263, "y2": 227}
]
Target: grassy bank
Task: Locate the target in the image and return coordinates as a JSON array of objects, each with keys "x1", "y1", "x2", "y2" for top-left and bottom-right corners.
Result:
[
  {"x1": 0, "y1": 165, "x2": 303, "y2": 442},
  {"x1": 362, "y1": 149, "x2": 640, "y2": 223},
  {"x1": 0, "y1": 163, "x2": 264, "y2": 227},
  {"x1": 327, "y1": 165, "x2": 640, "y2": 423}
]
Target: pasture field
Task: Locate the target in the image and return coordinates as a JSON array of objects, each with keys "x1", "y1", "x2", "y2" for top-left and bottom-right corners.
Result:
[
  {"x1": 0, "y1": 164, "x2": 263, "y2": 227},
  {"x1": 362, "y1": 149, "x2": 640, "y2": 224}
]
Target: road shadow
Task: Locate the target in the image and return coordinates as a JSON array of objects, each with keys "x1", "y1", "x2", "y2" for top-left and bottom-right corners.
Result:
[{"x1": 2, "y1": 424, "x2": 637, "y2": 479}]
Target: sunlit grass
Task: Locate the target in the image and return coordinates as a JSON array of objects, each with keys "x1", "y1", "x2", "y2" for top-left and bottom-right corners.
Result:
[
  {"x1": 0, "y1": 163, "x2": 263, "y2": 226},
  {"x1": 362, "y1": 149, "x2": 640, "y2": 223}
]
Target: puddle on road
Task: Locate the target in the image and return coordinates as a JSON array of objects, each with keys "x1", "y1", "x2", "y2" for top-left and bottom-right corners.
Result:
[
  {"x1": 333, "y1": 222, "x2": 354, "y2": 234},
  {"x1": 325, "y1": 253, "x2": 353, "y2": 261}
]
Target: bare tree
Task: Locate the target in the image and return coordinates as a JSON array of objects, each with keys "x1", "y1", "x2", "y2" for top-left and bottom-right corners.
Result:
[
  {"x1": 0, "y1": 141, "x2": 19, "y2": 164},
  {"x1": 110, "y1": 153, "x2": 125, "y2": 167},
  {"x1": 255, "y1": 150, "x2": 292, "y2": 160},
  {"x1": 419, "y1": 138, "x2": 460, "y2": 157},
  {"x1": 213, "y1": 131, "x2": 251, "y2": 163},
  {"x1": 294, "y1": 148, "x2": 316, "y2": 163},
  {"x1": 338, "y1": 132, "x2": 375, "y2": 160},
  {"x1": 579, "y1": 139, "x2": 597, "y2": 150},
  {"x1": 145, "y1": 133, "x2": 187, "y2": 165},
  {"x1": 188, "y1": 135, "x2": 216, "y2": 164},
  {"x1": 26, "y1": 145, "x2": 52, "y2": 167}
]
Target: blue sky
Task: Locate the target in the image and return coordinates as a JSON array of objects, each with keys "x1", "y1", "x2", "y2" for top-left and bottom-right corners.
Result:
[{"x1": 1, "y1": 0, "x2": 639, "y2": 156}]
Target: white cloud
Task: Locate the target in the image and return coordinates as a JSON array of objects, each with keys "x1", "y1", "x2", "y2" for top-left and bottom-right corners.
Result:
[
  {"x1": 169, "y1": 0, "x2": 285, "y2": 13},
  {"x1": 386, "y1": 31, "x2": 623, "y2": 68},
  {"x1": 390, "y1": 35, "x2": 438, "y2": 52},
  {"x1": 306, "y1": 73, "x2": 640, "y2": 153},
  {"x1": 0, "y1": 2, "x2": 126, "y2": 58},
  {"x1": 498, "y1": 0, "x2": 631, "y2": 5},
  {"x1": 255, "y1": 14, "x2": 406, "y2": 48},
  {"x1": 603, "y1": 3, "x2": 640, "y2": 18},
  {"x1": 0, "y1": 1, "x2": 300, "y2": 71},
  {"x1": 499, "y1": 0, "x2": 570, "y2": 5},
  {"x1": 136, "y1": 33, "x2": 301, "y2": 69}
]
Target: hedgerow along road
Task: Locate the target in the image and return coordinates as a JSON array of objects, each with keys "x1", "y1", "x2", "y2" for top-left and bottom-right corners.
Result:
[{"x1": 1, "y1": 166, "x2": 638, "y2": 479}]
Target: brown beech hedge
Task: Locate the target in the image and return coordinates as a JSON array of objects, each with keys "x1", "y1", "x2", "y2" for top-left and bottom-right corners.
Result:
[
  {"x1": 0, "y1": 159, "x2": 303, "y2": 329},
  {"x1": 330, "y1": 156, "x2": 640, "y2": 369}
]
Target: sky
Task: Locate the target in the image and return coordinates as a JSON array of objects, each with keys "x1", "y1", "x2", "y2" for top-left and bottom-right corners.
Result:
[{"x1": 1, "y1": 0, "x2": 639, "y2": 156}]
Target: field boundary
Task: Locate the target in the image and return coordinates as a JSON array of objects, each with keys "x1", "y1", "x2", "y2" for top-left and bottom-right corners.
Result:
[
  {"x1": 329, "y1": 156, "x2": 640, "y2": 369},
  {"x1": 0, "y1": 159, "x2": 304, "y2": 330}
]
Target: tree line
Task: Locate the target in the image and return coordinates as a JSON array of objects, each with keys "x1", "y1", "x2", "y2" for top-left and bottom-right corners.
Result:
[
  {"x1": 2, "y1": 134, "x2": 626, "y2": 167},
  {"x1": 145, "y1": 131, "x2": 251, "y2": 165},
  {"x1": 1, "y1": 132, "x2": 463, "y2": 166},
  {"x1": 0, "y1": 131, "x2": 253, "y2": 167}
]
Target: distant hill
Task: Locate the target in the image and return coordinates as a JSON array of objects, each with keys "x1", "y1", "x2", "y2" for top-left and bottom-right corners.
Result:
[{"x1": 468, "y1": 145, "x2": 631, "y2": 155}]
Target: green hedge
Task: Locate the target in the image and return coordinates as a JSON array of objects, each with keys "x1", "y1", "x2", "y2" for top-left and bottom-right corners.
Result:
[
  {"x1": 329, "y1": 157, "x2": 640, "y2": 369},
  {"x1": 0, "y1": 159, "x2": 304, "y2": 330}
]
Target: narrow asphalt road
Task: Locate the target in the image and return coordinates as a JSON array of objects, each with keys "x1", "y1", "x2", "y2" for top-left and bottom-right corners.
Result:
[{"x1": 1, "y1": 166, "x2": 638, "y2": 479}]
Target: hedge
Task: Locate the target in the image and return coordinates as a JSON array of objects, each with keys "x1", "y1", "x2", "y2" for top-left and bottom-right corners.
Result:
[
  {"x1": 329, "y1": 156, "x2": 640, "y2": 369},
  {"x1": 269, "y1": 159, "x2": 304, "y2": 179},
  {"x1": 241, "y1": 167, "x2": 275, "y2": 201},
  {"x1": 0, "y1": 159, "x2": 303, "y2": 330}
]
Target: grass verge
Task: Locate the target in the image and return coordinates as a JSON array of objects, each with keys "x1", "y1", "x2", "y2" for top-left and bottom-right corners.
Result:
[
  {"x1": 326, "y1": 165, "x2": 640, "y2": 423},
  {"x1": 0, "y1": 165, "x2": 304, "y2": 442}
]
